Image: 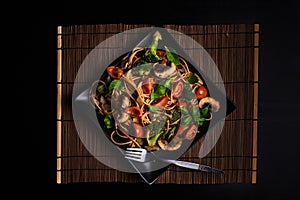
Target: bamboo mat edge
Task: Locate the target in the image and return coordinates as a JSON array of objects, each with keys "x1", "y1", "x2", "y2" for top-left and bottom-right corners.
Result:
[
  {"x1": 57, "y1": 26, "x2": 62, "y2": 184},
  {"x1": 252, "y1": 23, "x2": 259, "y2": 184}
]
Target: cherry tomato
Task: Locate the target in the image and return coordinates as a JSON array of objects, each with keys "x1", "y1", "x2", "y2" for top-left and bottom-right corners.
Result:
[
  {"x1": 176, "y1": 99, "x2": 187, "y2": 108},
  {"x1": 184, "y1": 124, "x2": 198, "y2": 140},
  {"x1": 133, "y1": 123, "x2": 144, "y2": 138},
  {"x1": 171, "y1": 81, "x2": 184, "y2": 98},
  {"x1": 106, "y1": 66, "x2": 123, "y2": 79},
  {"x1": 125, "y1": 106, "x2": 142, "y2": 117},
  {"x1": 152, "y1": 95, "x2": 168, "y2": 107},
  {"x1": 156, "y1": 49, "x2": 166, "y2": 57},
  {"x1": 141, "y1": 77, "x2": 155, "y2": 94},
  {"x1": 195, "y1": 85, "x2": 208, "y2": 99}
]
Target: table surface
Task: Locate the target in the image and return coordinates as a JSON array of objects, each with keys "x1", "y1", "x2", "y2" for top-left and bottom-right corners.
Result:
[{"x1": 56, "y1": 23, "x2": 259, "y2": 184}]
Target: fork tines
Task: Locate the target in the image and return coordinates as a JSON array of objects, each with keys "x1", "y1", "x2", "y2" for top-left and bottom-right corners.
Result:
[{"x1": 125, "y1": 148, "x2": 147, "y2": 162}]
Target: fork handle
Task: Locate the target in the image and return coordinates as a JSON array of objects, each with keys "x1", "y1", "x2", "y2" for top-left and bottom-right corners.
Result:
[
  {"x1": 169, "y1": 160, "x2": 224, "y2": 174},
  {"x1": 197, "y1": 164, "x2": 225, "y2": 174}
]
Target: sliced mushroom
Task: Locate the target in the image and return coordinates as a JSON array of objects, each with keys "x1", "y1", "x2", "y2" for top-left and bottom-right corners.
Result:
[
  {"x1": 117, "y1": 120, "x2": 131, "y2": 134},
  {"x1": 93, "y1": 95, "x2": 111, "y2": 115},
  {"x1": 102, "y1": 104, "x2": 112, "y2": 114},
  {"x1": 99, "y1": 95, "x2": 106, "y2": 105},
  {"x1": 198, "y1": 97, "x2": 220, "y2": 112},
  {"x1": 145, "y1": 145, "x2": 160, "y2": 151},
  {"x1": 121, "y1": 95, "x2": 131, "y2": 109},
  {"x1": 115, "y1": 112, "x2": 130, "y2": 123},
  {"x1": 153, "y1": 63, "x2": 177, "y2": 79},
  {"x1": 157, "y1": 136, "x2": 182, "y2": 151},
  {"x1": 148, "y1": 111, "x2": 167, "y2": 124}
]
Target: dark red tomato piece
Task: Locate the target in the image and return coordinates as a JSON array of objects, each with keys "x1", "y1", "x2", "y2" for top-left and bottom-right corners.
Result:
[
  {"x1": 106, "y1": 66, "x2": 123, "y2": 79},
  {"x1": 171, "y1": 81, "x2": 184, "y2": 98},
  {"x1": 176, "y1": 99, "x2": 187, "y2": 108},
  {"x1": 152, "y1": 95, "x2": 168, "y2": 107},
  {"x1": 133, "y1": 123, "x2": 144, "y2": 138},
  {"x1": 141, "y1": 77, "x2": 155, "y2": 94},
  {"x1": 125, "y1": 106, "x2": 142, "y2": 117},
  {"x1": 195, "y1": 85, "x2": 208, "y2": 99},
  {"x1": 184, "y1": 124, "x2": 198, "y2": 140},
  {"x1": 156, "y1": 49, "x2": 166, "y2": 57}
]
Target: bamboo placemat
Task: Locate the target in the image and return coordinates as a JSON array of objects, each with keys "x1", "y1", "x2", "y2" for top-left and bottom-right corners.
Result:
[{"x1": 56, "y1": 23, "x2": 259, "y2": 184}]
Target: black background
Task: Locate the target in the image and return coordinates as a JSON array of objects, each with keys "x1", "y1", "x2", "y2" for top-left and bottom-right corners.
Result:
[{"x1": 19, "y1": 0, "x2": 300, "y2": 199}]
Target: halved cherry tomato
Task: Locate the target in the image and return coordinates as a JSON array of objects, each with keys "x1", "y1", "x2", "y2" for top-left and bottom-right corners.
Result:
[
  {"x1": 125, "y1": 106, "x2": 142, "y2": 117},
  {"x1": 195, "y1": 85, "x2": 208, "y2": 99},
  {"x1": 184, "y1": 124, "x2": 198, "y2": 140},
  {"x1": 156, "y1": 49, "x2": 166, "y2": 57},
  {"x1": 176, "y1": 99, "x2": 187, "y2": 108},
  {"x1": 152, "y1": 95, "x2": 168, "y2": 107},
  {"x1": 133, "y1": 123, "x2": 144, "y2": 138},
  {"x1": 141, "y1": 77, "x2": 155, "y2": 94},
  {"x1": 106, "y1": 66, "x2": 123, "y2": 79},
  {"x1": 171, "y1": 81, "x2": 184, "y2": 98}
]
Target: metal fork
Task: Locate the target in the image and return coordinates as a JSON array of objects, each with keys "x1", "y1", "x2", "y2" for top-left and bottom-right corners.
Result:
[
  {"x1": 125, "y1": 148, "x2": 148, "y2": 162},
  {"x1": 125, "y1": 148, "x2": 224, "y2": 174}
]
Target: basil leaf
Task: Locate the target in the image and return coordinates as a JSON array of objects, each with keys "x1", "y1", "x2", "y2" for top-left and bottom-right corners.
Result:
[
  {"x1": 164, "y1": 46, "x2": 180, "y2": 65},
  {"x1": 144, "y1": 50, "x2": 161, "y2": 63},
  {"x1": 191, "y1": 104, "x2": 200, "y2": 125},
  {"x1": 197, "y1": 105, "x2": 210, "y2": 126},
  {"x1": 150, "y1": 78, "x2": 171, "y2": 100},
  {"x1": 170, "y1": 109, "x2": 181, "y2": 123},
  {"x1": 148, "y1": 105, "x2": 160, "y2": 113},
  {"x1": 167, "y1": 126, "x2": 177, "y2": 140},
  {"x1": 179, "y1": 107, "x2": 189, "y2": 114},
  {"x1": 198, "y1": 117, "x2": 206, "y2": 126},
  {"x1": 180, "y1": 114, "x2": 192, "y2": 125},
  {"x1": 103, "y1": 114, "x2": 113, "y2": 129},
  {"x1": 97, "y1": 84, "x2": 106, "y2": 95},
  {"x1": 200, "y1": 104, "x2": 210, "y2": 117},
  {"x1": 150, "y1": 31, "x2": 162, "y2": 56},
  {"x1": 105, "y1": 75, "x2": 112, "y2": 85},
  {"x1": 185, "y1": 74, "x2": 198, "y2": 84},
  {"x1": 108, "y1": 79, "x2": 123, "y2": 93},
  {"x1": 183, "y1": 82, "x2": 195, "y2": 101},
  {"x1": 143, "y1": 31, "x2": 162, "y2": 63},
  {"x1": 147, "y1": 128, "x2": 164, "y2": 146},
  {"x1": 132, "y1": 63, "x2": 152, "y2": 76},
  {"x1": 160, "y1": 78, "x2": 171, "y2": 88}
]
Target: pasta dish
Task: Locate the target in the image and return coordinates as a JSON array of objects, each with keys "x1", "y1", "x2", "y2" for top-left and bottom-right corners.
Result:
[{"x1": 90, "y1": 31, "x2": 220, "y2": 152}]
